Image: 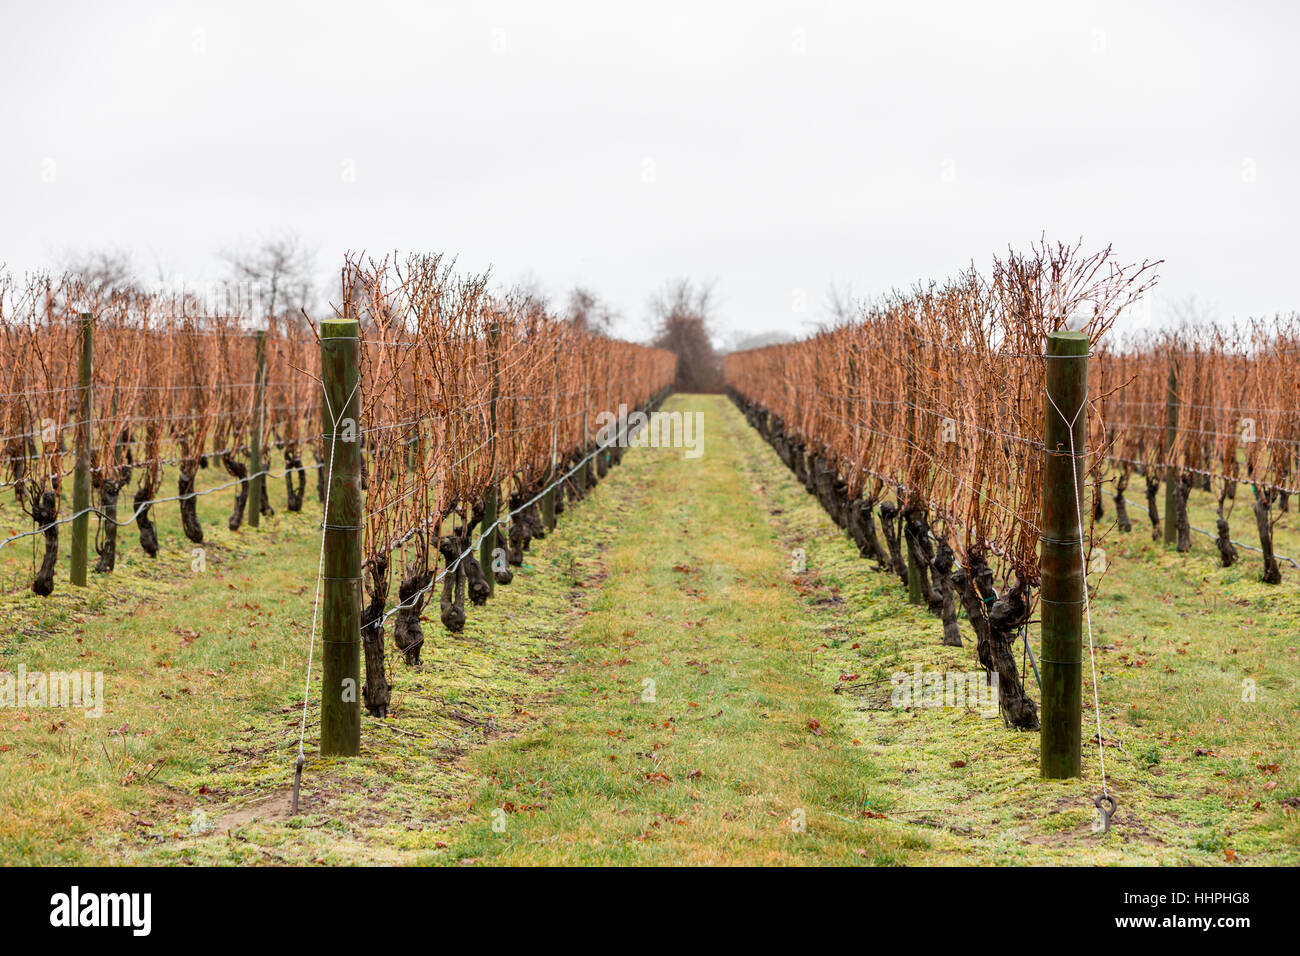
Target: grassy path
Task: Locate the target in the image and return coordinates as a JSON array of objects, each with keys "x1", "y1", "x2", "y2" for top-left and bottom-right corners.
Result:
[
  {"x1": 440, "y1": 393, "x2": 1300, "y2": 865},
  {"x1": 442, "y1": 394, "x2": 914, "y2": 864},
  {"x1": 3, "y1": 393, "x2": 1296, "y2": 864}
]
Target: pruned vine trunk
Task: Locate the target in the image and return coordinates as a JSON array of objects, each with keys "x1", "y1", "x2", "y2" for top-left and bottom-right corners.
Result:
[
  {"x1": 1215, "y1": 517, "x2": 1238, "y2": 567},
  {"x1": 848, "y1": 496, "x2": 886, "y2": 565},
  {"x1": 861, "y1": 497, "x2": 888, "y2": 566},
  {"x1": 393, "y1": 570, "x2": 432, "y2": 665},
  {"x1": 523, "y1": 498, "x2": 546, "y2": 542},
  {"x1": 94, "y1": 478, "x2": 121, "y2": 573},
  {"x1": 1254, "y1": 491, "x2": 1282, "y2": 584},
  {"x1": 31, "y1": 488, "x2": 58, "y2": 596},
  {"x1": 134, "y1": 484, "x2": 159, "y2": 556},
  {"x1": 1114, "y1": 469, "x2": 1132, "y2": 533},
  {"x1": 952, "y1": 563, "x2": 991, "y2": 655},
  {"x1": 284, "y1": 446, "x2": 306, "y2": 512},
  {"x1": 985, "y1": 581, "x2": 1040, "y2": 730},
  {"x1": 361, "y1": 571, "x2": 391, "y2": 717},
  {"x1": 178, "y1": 463, "x2": 203, "y2": 543},
  {"x1": 932, "y1": 537, "x2": 962, "y2": 647},
  {"x1": 257, "y1": 457, "x2": 276, "y2": 519},
  {"x1": 439, "y1": 535, "x2": 467, "y2": 631},
  {"x1": 813, "y1": 456, "x2": 846, "y2": 528},
  {"x1": 223, "y1": 452, "x2": 249, "y2": 530},
  {"x1": 462, "y1": 523, "x2": 491, "y2": 606},
  {"x1": 1174, "y1": 471, "x2": 1193, "y2": 553},
  {"x1": 953, "y1": 559, "x2": 1038, "y2": 730},
  {"x1": 1145, "y1": 473, "x2": 1161, "y2": 541},
  {"x1": 1215, "y1": 482, "x2": 1238, "y2": 567},
  {"x1": 904, "y1": 510, "x2": 943, "y2": 614},
  {"x1": 878, "y1": 501, "x2": 908, "y2": 585}
]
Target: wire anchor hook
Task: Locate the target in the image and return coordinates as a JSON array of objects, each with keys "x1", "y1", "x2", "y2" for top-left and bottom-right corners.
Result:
[{"x1": 1093, "y1": 793, "x2": 1117, "y2": 833}]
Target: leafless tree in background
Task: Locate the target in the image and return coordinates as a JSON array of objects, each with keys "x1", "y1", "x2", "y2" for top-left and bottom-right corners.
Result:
[
  {"x1": 58, "y1": 248, "x2": 139, "y2": 296},
  {"x1": 222, "y1": 230, "x2": 318, "y2": 320},
  {"x1": 824, "y1": 280, "x2": 859, "y2": 324},
  {"x1": 566, "y1": 286, "x2": 618, "y2": 334},
  {"x1": 651, "y1": 277, "x2": 723, "y2": 393}
]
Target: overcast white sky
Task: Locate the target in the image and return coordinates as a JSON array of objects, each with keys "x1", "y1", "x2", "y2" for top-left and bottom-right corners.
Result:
[{"x1": 2, "y1": 0, "x2": 1297, "y2": 345}]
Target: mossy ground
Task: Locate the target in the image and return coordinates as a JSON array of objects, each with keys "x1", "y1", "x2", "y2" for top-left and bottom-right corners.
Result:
[{"x1": 1, "y1": 394, "x2": 1296, "y2": 864}]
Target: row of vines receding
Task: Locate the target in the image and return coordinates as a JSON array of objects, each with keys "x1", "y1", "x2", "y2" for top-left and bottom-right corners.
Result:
[{"x1": 0, "y1": 255, "x2": 677, "y2": 721}]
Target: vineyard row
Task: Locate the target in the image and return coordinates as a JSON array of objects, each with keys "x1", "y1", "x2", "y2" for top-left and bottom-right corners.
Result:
[{"x1": 0, "y1": 256, "x2": 677, "y2": 732}]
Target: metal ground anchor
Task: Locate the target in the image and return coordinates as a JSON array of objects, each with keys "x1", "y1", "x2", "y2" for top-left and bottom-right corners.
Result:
[
  {"x1": 1094, "y1": 793, "x2": 1117, "y2": 833},
  {"x1": 291, "y1": 753, "x2": 304, "y2": 816}
]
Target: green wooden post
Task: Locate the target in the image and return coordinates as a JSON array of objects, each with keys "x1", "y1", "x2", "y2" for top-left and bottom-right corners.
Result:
[
  {"x1": 70, "y1": 313, "x2": 93, "y2": 587},
  {"x1": 479, "y1": 322, "x2": 499, "y2": 596},
  {"x1": 905, "y1": 530, "x2": 923, "y2": 602},
  {"x1": 320, "y1": 318, "x2": 361, "y2": 757},
  {"x1": 1162, "y1": 360, "x2": 1179, "y2": 546},
  {"x1": 249, "y1": 330, "x2": 267, "y2": 528},
  {"x1": 580, "y1": 401, "x2": 591, "y2": 492},
  {"x1": 849, "y1": 343, "x2": 861, "y2": 461},
  {"x1": 541, "y1": 348, "x2": 559, "y2": 530},
  {"x1": 904, "y1": 332, "x2": 923, "y2": 605},
  {"x1": 481, "y1": 485, "x2": 498, "y2": 585},
  {"x1": 602, "y1": 362, "x2": 611, "y2": 474},
  {"x1": 541, "y1": 479, "x2": 555, "y2": 529},
  {"x1": 540, "y1": 467, "x2": 556, "y2": 528},
  {"x1": 1040, "y1": 331, "x2": 1089, "y2": 778}
]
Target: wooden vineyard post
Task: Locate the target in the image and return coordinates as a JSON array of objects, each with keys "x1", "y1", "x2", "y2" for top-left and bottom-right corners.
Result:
[
  {"x1": 249, "y1": 329, "x2": 267, "y2": 529},
  {"x1": 482, "y1": 484, "x2": 498, "y2": 594},
  {"x1": 602, "y1": 361, "x2": 611, "y2": 474},
  {"x1": 541, "y1": 347, "x2": 559, "y2": 531},
  {"x1": 70, "y1": 312, "x2": 94, "y2": 587},
  {"x1": 849, "y1": 344, "x2": 861, "y2": 455},
  {"x1": 580, "y1": 395, "x2": 591, "y2": 493},
  {"x1": 1162, "y1": 359, "x2": 1179, "y2": 547},
  {"x1": 539, "y1": 475, "x2": 555, "y2": 532},
  {"x1": 320, "y1": 318, "x2": 361, "y2": 757},
  {"x1": 479, "y1": 321, "x2": 499, "y2": 598},
  {"x1": 904, "y1": 331, "x2": 923, "y2": 605},
  {"x1": 1040, "y1": 330, "x2": 1089, "y2": 778}
]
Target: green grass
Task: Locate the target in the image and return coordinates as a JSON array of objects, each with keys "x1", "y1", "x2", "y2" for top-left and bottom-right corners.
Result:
[
  {"x1": 1, "y1": 395, "x2": 1297, "y2": 865},
  {"x1": 724, "y1": 398, "x2": 1300, "y2": 864},
  {"x1": 0, "y1": 462, "x2": 592, "y2": 864}
]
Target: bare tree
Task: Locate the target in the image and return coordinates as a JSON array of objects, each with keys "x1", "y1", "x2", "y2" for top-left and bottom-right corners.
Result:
[
  {"x1": 222, "y1": 231, "x2": 318, "y2": 320},
  {"x1": 650, "y1": 278, "x2": 723, "y2": 393},
  {"x1": 59, "y1": 248, "x2": 138, "y2": 295},
  {"x1": 824, "y1": 280, "x2": 859, "y2": 324},
  {"x1": 566, "y1": 286, "x2": 618, "y2": 333}
]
